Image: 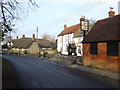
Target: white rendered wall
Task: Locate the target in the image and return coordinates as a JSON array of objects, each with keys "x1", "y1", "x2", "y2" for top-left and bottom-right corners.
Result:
[
  {"x1": 57, "y1": 36, "x2": 63, "y2": 53},
  {"x1": 57, "y1": 33, "x2": 83, "y2": 56}
]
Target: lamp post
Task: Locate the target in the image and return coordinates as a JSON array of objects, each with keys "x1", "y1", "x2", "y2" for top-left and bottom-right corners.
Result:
[{"x1": 80, "y1": 16, "x2": 89, "y2": 37}]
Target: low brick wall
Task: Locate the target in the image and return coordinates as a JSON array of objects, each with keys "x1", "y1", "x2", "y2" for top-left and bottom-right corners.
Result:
[{"x1": 83, "y1": 42, "x2": 120, "y2": 72}]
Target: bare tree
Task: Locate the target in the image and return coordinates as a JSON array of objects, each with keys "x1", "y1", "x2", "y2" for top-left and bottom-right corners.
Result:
[
  {"x1": 42, "y1": 34, "x2": 56, "y2": 43},
  {"x1": 89, "y1": 18, "x2": 96, "y2": 30},
  {"x1": 0, "y1": 0, "x2": 39, "y2": 38}
]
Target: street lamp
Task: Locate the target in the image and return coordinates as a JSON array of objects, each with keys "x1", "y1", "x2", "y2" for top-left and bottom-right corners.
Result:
[{"x1": 80, "y1": 16, "x2": 89, "y2": 37}]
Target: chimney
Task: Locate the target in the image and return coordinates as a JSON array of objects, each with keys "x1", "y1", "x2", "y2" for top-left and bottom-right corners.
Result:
[
  {"x1": 22, "y1": 34, "x2": 25, "y2": 38},
  {"x1": 108, "y1": 7, "x2": 115, "y2": 17},
  {"x1": 16, "y1": 36, "x2": 18, "y2": 39},
  {"x1": 64, "y1": 25, "x2": 67, "y2": 29},
  {"x1": 32, "y1": 34, "x2": 35, "y2": 40}
]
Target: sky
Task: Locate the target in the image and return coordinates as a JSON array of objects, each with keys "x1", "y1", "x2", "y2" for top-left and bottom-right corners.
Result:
[{"x1": 11, "y1": 0, "x2": 120, "y2": 39}]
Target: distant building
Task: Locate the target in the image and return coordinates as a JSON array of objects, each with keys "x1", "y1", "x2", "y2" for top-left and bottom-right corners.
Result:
[
  {"x1": 8, "y1": 34, "x2": 55, "y2": 55},
  {"x1": 82, "y1": 8, "x2": 120, "y2": 72}
]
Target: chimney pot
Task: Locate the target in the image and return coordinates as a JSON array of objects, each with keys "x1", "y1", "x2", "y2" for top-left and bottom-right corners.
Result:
[
  {"x1": 32, "y1": 34, "x2": 35, "y2": 40},
  {"x1": 22, "y1": 34, "x2": 25, "y2": 38},
  {"x1": 64, "y1": 25, "x2": 67, "y2": 29},
  {"x1": 108, "y1": 7, "x2": 115, "y2": 17},
  {"x1": 16, "y1": 36, "x2": 18, "y2": 39}
]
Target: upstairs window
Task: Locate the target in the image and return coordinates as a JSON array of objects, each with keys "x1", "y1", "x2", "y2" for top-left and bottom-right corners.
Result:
[
  {"x1": 107, "y1": 42, "x2": 118, "y2": 56},
  {"x1": 90, "y1": 43, "x2": 98, "y2": 55}
]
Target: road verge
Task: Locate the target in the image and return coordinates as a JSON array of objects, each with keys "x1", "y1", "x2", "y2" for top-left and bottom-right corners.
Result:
[{"x1": 2, "y1": 57, "x2": 17, "y2": 88}]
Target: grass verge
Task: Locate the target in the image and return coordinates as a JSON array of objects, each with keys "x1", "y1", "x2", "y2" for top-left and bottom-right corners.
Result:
[{"x1": 2, "y1": 57, "x2": 17, "y2": 88}]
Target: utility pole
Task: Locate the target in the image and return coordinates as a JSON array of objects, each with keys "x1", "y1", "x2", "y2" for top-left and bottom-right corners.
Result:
[
  {"x1": 36, "y1": 26, "x2": 38, "y2": 40},
  {"x1": 36, "y1": 26, "x2": 39, "y2": 55}
]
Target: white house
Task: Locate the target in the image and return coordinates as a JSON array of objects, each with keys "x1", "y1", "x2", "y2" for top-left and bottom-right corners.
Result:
[{"x1": 57, "y1": 24, "x2": 84, "y2": 56}]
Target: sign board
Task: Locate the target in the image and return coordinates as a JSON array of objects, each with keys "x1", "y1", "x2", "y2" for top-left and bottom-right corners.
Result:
[{"x1": 81, "y1": 21, "x2": 88, "y2": 30}]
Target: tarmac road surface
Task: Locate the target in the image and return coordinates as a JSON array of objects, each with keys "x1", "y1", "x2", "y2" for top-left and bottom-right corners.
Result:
[{"x1": 2, "y1": 55, "x2": 113, "y2": 88}]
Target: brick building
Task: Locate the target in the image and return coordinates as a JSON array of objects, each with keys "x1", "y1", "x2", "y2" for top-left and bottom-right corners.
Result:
[{"x1": 82, "y1": 12, "x2": 120, "y2": 72}]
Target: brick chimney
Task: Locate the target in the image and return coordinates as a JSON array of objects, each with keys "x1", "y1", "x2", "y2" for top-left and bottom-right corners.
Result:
[
  {"x1": 22, "y1": 34, "x2": 25, "y2": 38},
  {"x1": 32, "y1": 34, "x2": 35, "y2": 40},
  {"x1": 16, "y1": 36, "x2": 18, "y2": 39},
  {"x1": 108, "y1": 7, "x2": 115, "y2": 17},
  {"x1": 64, "y1": 25, "x2": 67, "y2": 29}
]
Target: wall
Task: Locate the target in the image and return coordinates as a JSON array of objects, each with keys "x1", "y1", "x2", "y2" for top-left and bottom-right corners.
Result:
[
  {"x1": 83, "y1": 42, "x2": 120, "y2": 72},
  {"x1": 28, "y1": 42, "x2": 40, "y2": 55},
  {"x1": 57, "y1": 36, "x2": 63, "y2": 53},
  {"x1": 57, "y1": 33, "x2": 74, "y2": 55},
  {"x1": 8, "y1": 48, "x2": 20, "y2": 54},
  {"x1": 73, "y1": 37, "x2": 83, "y2": 56},
  {"x1": 57, "y1": 34, "x2": 84, "y2": 56}
]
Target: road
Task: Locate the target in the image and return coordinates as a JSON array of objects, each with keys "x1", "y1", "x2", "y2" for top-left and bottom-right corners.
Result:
[{"x1": 2, "y1": 55, "x2": 113, "y2": 88}]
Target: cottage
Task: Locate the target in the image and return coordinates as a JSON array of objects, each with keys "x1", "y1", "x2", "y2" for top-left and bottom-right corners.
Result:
[
  {"x1": 57, "y1": 24, "x2": 84, "y2": 56},
  {"x1": 82, "y1": 9, "x2": 120, "y2": 72},
  {"x1": 9, "y1": 34, "x2": 51, "y2": 55}
]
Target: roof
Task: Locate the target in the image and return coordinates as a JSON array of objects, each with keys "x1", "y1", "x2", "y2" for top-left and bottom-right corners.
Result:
[
  {"x1": 82, "y1": 14, "x2": 120, "y2": 43},
  {"x1": 58, "y1": 24, "x2": 81, "y2": 36},
  {"x1": 12, "y1": 38, "x2": 34, "y2": 49},
  {"x1": 37, "y1": 39, "x2": 51, "y2": 48},
  {"x1": 12, "y1": 38, "x2": 51, "y2": 49},
  {"x1": 50, "y1": 42, "x2": 56, "y2": 48},
  {"x1": 74, "y1": 29, "x2": 84, "y2": 38}
]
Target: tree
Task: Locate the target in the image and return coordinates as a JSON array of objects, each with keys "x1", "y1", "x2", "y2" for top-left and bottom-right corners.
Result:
[
  {"x1": 89, "y1": 18, "x2": 96, "y2": 30},
  {"x1": 42, "y1": 34, "x2": 56, "y2": 43},
  {"x1": 0, "y1": 0, "x2": 38, "y2": 39}
]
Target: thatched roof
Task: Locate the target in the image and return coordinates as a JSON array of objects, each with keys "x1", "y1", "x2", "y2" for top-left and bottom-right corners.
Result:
[
  {"x1": 82, "y1": 14, "x2": 120, "y2": 43},
  {"x1": 58, "y1": 24, "x2": 81, "y2": 36},
  {"x1": 37, "y1": 39, "x2": 51, "y2": 48},
  {"x1": 12, "y1": 38, "x2": 51, "y2": 49},
  {"x1": 12, "y1": 38, "x2": 34, "y2": 49}
]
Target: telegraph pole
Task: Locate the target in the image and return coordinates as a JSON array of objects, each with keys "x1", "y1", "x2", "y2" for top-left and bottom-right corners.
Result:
[{"x1": 36, "y1": 26, "x2": 39, "y2": 55}]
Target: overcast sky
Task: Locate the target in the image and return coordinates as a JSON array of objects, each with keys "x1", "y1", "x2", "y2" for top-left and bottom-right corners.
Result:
[{"x1": 11, "y1": 0, "x2": 119, "y2": 39}]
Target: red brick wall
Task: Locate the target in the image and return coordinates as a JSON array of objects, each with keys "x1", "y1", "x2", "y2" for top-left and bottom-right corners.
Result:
[{"x1": 83, "y1": 42, "x2": 120, "y2": 72}]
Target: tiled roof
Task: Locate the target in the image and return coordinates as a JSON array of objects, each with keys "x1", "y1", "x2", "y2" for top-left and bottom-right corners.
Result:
[
  {"x1": 82, "y1": 14, "x2": 120, "y2": 43},
  {"x1": 58, "y1": 24, "x2": 80, "y2": 36}
]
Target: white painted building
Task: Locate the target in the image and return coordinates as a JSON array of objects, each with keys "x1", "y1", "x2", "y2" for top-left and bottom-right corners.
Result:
[{"x1": 57, "y1": 24, "x2": 84, "y2": 56}]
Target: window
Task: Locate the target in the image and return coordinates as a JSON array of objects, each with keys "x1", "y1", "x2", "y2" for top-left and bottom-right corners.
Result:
[
  {"x1": 107, "y1": 42, "x2": 118, "y2": 56},
  {"x1": 90, "y1": 43, "x2": 98, "y2": 55},
  {"x1": 65, "y1": 36, "x2": 68, "y2": 42}
]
